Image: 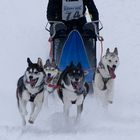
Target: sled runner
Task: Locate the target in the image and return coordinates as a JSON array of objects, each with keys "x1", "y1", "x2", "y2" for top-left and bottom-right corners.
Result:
[{"x1": 46, "y1": 21, "x2": 103, "y2": 83}]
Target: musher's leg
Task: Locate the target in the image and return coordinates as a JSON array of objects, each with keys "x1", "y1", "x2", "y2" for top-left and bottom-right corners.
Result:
[
  {"x1": 49, "y1": 23, "x2": 67, "y2": 64},
  {"x1": 82, "y1": 22, "x2": 97, "y2": 93}
]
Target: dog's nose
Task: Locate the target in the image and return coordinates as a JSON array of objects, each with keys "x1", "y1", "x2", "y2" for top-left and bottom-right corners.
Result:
[
  {"x1": 29, "y1": 76, "x2": 33, "y2": 79},
  {"x1": 75, "y1": 78, "x2": 79, "y2": 82},
  {"x1": 113, "y1": 65, "x2": 116, "y2": 69}
]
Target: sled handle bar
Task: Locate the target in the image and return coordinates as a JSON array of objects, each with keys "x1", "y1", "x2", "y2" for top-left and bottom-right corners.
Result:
[
  {"x1": 91, "y1": 20, "x2": 103, "y2": 31},
  {"x1": 45, "y1": 21, "x2": 65, "y2": 32},
  {"x1": 45, "y1": 20, "x2": 103, "y2": 38},
  {"x1": 45, "y1": 21, "x2": 66, "y2": 38}
]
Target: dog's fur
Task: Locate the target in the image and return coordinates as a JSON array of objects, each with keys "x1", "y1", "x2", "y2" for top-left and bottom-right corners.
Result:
[
  {"x1": 44, "y1": 59, "x2": 60, "y2": 94},
  {"x1": 57, "y1": 63, "x2": 89, "y2": 121},
  {"x1": 94, "y1": 48, "x2": 119, "y2": 107},
  {"x1": 16, "y1": 58, "x2": 45, "y2": 125}
]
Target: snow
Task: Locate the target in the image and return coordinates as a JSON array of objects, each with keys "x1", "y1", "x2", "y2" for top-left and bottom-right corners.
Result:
[{"x1": 0, "y1": 0, "x2": 140, "y2": 139}]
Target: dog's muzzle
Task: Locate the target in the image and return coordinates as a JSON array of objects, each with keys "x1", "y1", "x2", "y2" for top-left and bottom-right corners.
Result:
[
  {"x1": 45, "y1": 74, "x2": 53, "y2": 84},
  {"x1": 26, "y1": 78, "x2": 38, "y2": 87},
  {"x1": 107, "y1": 65, "x2": 116, "y2": 79}
]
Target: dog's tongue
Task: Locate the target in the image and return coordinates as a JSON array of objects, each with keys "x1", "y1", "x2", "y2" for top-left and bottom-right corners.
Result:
[
  {"x1": 30, "y1": 79, "x2": 37, "y2": 87},
  {"x1": 109, "y1": 67, "x2": 116, "y2": 79},
  {"x1": 46, "y1": 76, "x2": 53, "y2": 83}
]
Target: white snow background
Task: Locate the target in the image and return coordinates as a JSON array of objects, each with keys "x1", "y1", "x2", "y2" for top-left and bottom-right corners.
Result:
[{"x1": 0, "y1": 0, "x2": 140, "y2": 139}]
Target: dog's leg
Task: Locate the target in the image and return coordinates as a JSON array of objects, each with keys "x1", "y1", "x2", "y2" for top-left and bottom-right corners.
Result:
[
  {"x1": 28, "y1": 102, "x2": 43, "y2": 124},
  {"x1": 63, "y1": 102, "x2": 71, "y2": 122},
  {"x1": 18, "y1": 99, "x2": 28, "y2": 125},
  {"x1": 19, "y1": 100, "x2": 28, "y2": 116},
  {"x1": 76, "y1": 103, "x2": 83, "y2": 121},
  {"x1": 106, "y1": 80, "x2": 114, "y2": 104},
  {"x1": 105, "y1": 91, "x2": 113, "y2": 104},
  {"x1": 19, "y1": 112, "x2": 26, "y2": 126},
  {"x1": 102, "y1": 94, "x2": 109, "y2": 108},
  {"x1": 17, "y1": 104, "x2": 26, "y2": 126},
  {"x1": 94, "y1": 73, "x2": 104, "y2": 90},
  {"x1": 30, "y1": 102, "x2": 35, "y2": 116},
  {"x1": 28, "y1": 93, "x2": 44, "y2": 124},
  {"x1": 76, "y1": 95, "x2": 84, "y2": 121}
]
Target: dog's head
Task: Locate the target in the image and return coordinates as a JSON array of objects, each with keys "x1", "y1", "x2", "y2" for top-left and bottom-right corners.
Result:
[
  {"x1": 44, "y1": 59, "x2": 59, "y2": 84},
  {"x1": 24, "y1": 58, "x2": 45, "y2": 87},
  {"x1": 102, "y1": 47, "x2": 119, "y2": 79},
  {"x1": 66, "y1": 62, "x2": 84, "y2": 86}
]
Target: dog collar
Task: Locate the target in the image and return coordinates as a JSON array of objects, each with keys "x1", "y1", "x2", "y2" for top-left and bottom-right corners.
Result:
[{"x1": 47, "y1": 83, "x2": 60, "y2": 89}]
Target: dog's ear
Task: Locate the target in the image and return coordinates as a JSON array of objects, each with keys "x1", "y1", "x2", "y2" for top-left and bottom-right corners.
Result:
[
  {"x1": 27, "y1": 57, "x2": 32, "y2": 66},
  {"x1": 77, "y1": 62, "x2": 82, "y2": 69},
  {"x1": 69, "y1": 61, "x2": 74, "y2": 68},
  {"x1": 44, "y1": 59, "x2": 51, "y2": 67},
  {"x1": 114, "y1": 47, "x2": 118, "y2": 55},
  {"x1": 51, "y1": 60, "x2": 57, "y2": 68},
  {"x1": 37, "y1": 57, "x2": 43, "y2": 68},
  {"x1": 106, "y1": 48, "x2": 110, "y2": 55}
]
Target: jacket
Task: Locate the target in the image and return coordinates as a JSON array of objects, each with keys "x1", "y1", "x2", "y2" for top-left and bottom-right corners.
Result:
[{"x1": 47, "y1": 0, "x2": 99, "y2": 22}]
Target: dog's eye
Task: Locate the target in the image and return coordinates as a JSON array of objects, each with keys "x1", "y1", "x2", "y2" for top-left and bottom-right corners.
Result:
[
  {"x1": 28, "y1": 69, "x2": 32, "y2": 73},
  {"x1": 34, "y1": 71, "x2": 38, "y2": 74},
  {"x1": 109, "y1": 60, "x2": 112, "y2": 63},
  {"x1": 51, "y1": 68, "x2": 55, "y2": 71},
  {"x1": 28, "y1": 71, "x2": 31, "y2": 74},
  {"x1": 115, "y1": 60, "x2": 118, "y2": 63}
]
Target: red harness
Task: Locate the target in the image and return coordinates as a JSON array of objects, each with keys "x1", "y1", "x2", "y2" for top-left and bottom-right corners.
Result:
[{"x1": 47, "y1": 83, "x2": 61, "y2": 89}]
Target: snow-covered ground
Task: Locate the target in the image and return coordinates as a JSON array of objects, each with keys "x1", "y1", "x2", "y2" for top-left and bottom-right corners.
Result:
[{"x1": 0, "y1": 0, "x2": 140, "y2": 139}]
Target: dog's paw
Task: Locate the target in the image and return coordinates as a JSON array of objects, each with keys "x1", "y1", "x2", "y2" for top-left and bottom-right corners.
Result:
[
  {"x1": 22, "y1": 120, "x2": 26, "y2": 126},
  {"x1": 28, "y1": 119, "x2": 34, "y2": 124},
  {"x1": 108, "y1": 100, "x2": 113, "y2": 104}
]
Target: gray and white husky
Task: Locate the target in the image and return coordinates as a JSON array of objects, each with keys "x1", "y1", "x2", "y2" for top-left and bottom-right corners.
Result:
[
  {"x1": 57, "y1": 63, "x2": 89, "y2": 121},
  {"x1": 94, "y1": 48, "x2": 119, "y2": 107},
  {"x1": 16, "y1": 58, "x2": 45, "y2": 125},
  {"x1": 44, "y1": 59, "x2": 60, "y2": 94}
]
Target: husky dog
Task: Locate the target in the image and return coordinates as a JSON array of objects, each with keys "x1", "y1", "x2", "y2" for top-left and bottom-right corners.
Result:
[
  {"x1": 16, "y1": 58, "x2": 45, "y2": 125},
  {"x1": 57, "y1": 63, "x2": 89, "y2": 121},
  {"x1": 44, "y1": 59, "x2": 60, "y2": 94},
  {"x1": 94, "y1": 48, "x2": 119, "y2": 107}
]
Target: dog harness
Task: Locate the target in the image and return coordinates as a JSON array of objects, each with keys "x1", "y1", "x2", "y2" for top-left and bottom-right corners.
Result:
[
  {"x1": 58, "y1": 83, "x2": 86, "y2": 105},
  {"x1": 29, "y1": 87, "x2": 44, "y2": 102},
  {"x1": 96, "y1": 68, "x2": 111, "y2": 90}
]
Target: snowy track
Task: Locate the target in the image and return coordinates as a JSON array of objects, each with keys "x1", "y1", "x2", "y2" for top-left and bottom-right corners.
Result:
[{"x1": 0, "y1": 0, "x2": 140, "y2": 139}]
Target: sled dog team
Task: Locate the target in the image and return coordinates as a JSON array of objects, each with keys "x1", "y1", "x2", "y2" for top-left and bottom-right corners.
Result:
[{"x1": 16, "y1": 48, "x2": 119, "y2": 125}]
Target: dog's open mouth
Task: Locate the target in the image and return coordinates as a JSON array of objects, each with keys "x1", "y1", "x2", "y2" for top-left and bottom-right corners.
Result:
[
  {"x1": 27, "y1": 78, "x2": 38, "y2": 87},
  {"x1": 107, "y1": 65, "x2": 116, "y2": 79},
  {"x1": 71, "y1": 81, "x2": 81, "y2": 90},
  {"x1": 45, "y1": 76, "x2": 53, "y2": 84}
]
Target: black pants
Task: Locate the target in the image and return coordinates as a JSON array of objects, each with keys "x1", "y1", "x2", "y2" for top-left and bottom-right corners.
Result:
[{"x1": 63, "y1": 16, "x2": 87, "y2": 34}]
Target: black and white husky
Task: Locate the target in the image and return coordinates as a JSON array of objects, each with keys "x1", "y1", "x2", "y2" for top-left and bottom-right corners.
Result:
[
  {"x1": 94, "y1": 48, "x2": 119, "y2": 107},
  {"x1": 57, "y1": 63, "x2": 89, "y2": 121},
  {"x1": 16, "y1": 58, "x2": 45, "y2": 125},
  {"x1": 44, "y1": 59, "x2": 60, "y2": 94}
]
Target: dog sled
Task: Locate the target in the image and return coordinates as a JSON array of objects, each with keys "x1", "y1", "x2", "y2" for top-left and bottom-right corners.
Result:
[{"x1": 46, "y1": 21, "x2": 103, "y2": 83}]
